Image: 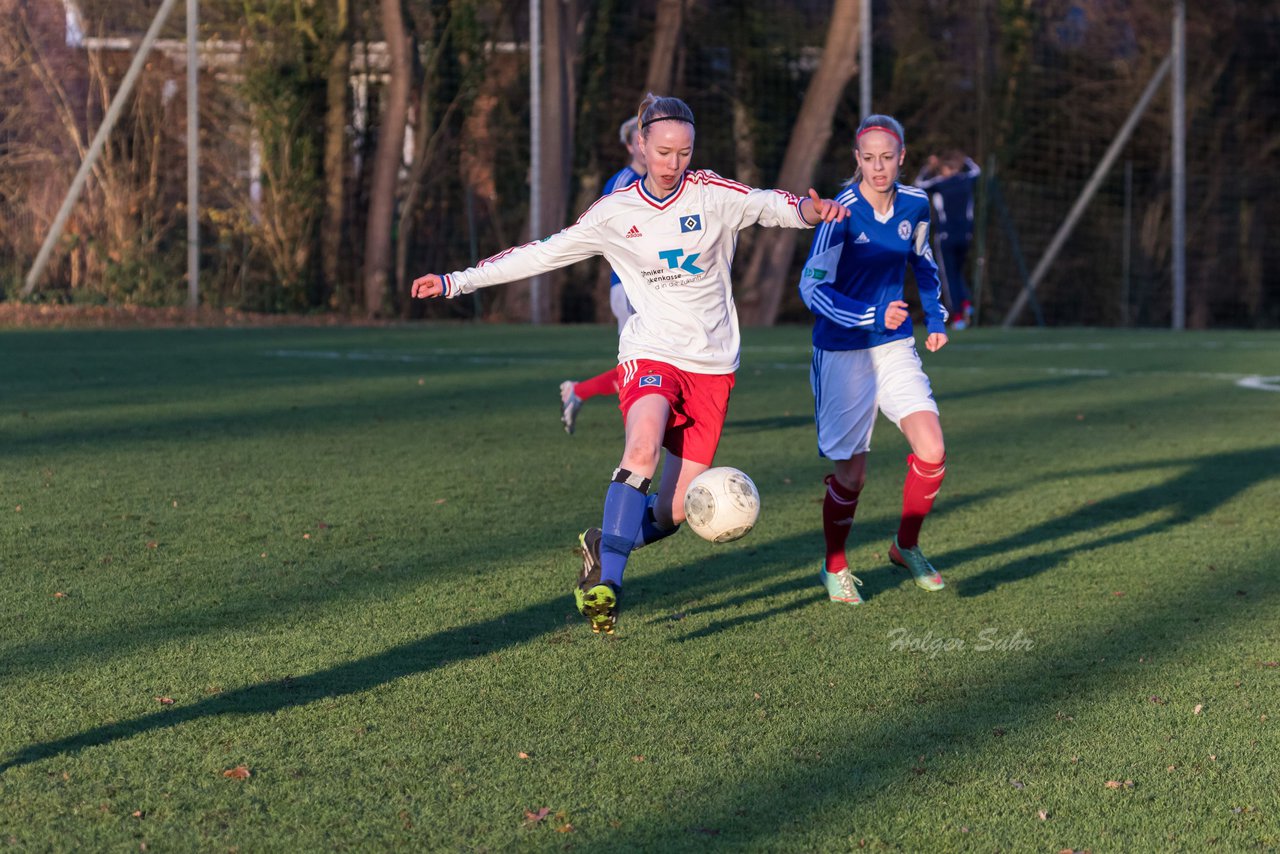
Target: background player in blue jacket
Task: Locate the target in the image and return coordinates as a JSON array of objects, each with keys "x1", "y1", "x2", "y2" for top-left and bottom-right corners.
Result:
[
  {"x1": 915, "y1": 150, "x2": 981, "y2": 329},
  {"x1": 798, "y1": 114, "x2": 951, "y2": 605},
  {"x1": 558, "y1": 116, "x2": 647, "y2": 434}
]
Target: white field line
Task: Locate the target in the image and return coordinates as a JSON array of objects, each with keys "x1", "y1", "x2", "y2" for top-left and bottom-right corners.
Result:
[{"x1": 266, "y1": 349, "x2": 1280, "y2": 392}]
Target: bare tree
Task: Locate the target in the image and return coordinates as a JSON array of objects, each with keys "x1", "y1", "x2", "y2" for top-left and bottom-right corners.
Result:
[
  {"x1": 736, "y1": 0, "x2": 860, "y2": 325},
  {"x1": 363, "y1": 0, "x2": 412, "y2": 317},
  {"x1": 321, "y1": 0, "x2": 352, "y2": 310},
  {"x1": 645, "y1": 0, "x2": 685, "y2": 95},
  {"x1": 509, "y1": 0, "x2": 585, "y2": 322}
]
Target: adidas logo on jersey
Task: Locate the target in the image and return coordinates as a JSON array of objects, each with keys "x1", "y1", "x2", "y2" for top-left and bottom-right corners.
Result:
[
  {"x1": 854, "y1": 232, "x2": 870, "y2": 244},
  {"x1": 626, "y1": 225, "x2": 643, "y2": 238}
]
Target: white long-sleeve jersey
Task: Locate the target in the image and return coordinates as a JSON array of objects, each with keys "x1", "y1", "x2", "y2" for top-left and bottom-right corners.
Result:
[{"x1": 440, "y1": 169, "x2": 813, "y2": 374}]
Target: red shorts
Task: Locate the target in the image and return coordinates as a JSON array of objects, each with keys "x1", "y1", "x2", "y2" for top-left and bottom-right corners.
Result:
[{"x1": 616, "y1": 359, "x2": 735, "y2": 466}]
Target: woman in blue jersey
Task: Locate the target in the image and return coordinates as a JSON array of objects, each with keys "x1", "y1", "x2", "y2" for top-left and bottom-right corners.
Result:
[{"x1": 798, "y1": 114, "x2": 950, "y2": 605}]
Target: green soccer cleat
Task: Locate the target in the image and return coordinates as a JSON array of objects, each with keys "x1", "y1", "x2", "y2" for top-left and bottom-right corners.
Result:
[
  {"x1": 574, "y1": 528, "x2": 619, "y2": 634},
  {"x1": 820, "y1": 562, "x2": 865, "y2": 605},
  {"x1": 889, "y1": 538, "x2": 946, "y2": 591},
  {"x1": 559, "y1": 381, "x2": 584, "y2": 435}
]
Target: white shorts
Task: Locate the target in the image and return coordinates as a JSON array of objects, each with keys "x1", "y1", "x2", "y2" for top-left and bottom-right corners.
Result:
[
  {"x1": 811, "y1": 337, "x2": 939, "y2": 459},
  {"x1": 610, "y1": 285, "x2": 635, "y2": 334}
]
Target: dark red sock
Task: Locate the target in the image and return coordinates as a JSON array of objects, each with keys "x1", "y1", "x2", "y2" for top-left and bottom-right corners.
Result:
[
  {"x1": 574, "y1": 368, "x2": 619, "y2": 401},
  {"x1": 822, "y1": 474, "x2": 861, "y2": 573},
  {"x1": 897, "y1": 454, "x2": 946, "y2": 549}
]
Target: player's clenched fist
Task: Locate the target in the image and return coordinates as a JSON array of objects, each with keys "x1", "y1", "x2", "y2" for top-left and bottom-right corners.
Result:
[
  {"x1": 411, "y1": 274, "x2": 444, "y2": 299},
  {"x1": 882, "y1": 299, "x2": 910, "y2": 330}
]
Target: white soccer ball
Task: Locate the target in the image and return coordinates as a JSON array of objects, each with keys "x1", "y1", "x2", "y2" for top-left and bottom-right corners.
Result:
[{"x1": 683, "y1": 466, "x2": 761, "y2": 543}]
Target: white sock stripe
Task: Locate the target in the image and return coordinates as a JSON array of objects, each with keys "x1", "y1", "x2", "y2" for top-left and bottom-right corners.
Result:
[{"x1": 825, "y1": 485, "x2": 859, "y2": 505}]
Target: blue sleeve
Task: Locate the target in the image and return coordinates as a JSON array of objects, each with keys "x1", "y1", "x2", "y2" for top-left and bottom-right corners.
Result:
[
  {"x1": 908, "y1": 210, "x2": 949, "y2": 333},
  {"x1": 601, "y1": 168, "x2": 634, "y2": 286},
  {"x1": 798, "y1": 220, "x2": 890, "y2": 332}
]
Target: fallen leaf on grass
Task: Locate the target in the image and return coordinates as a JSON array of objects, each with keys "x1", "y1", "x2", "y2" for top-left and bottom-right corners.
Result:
[
  {"x1": 303, "y1": 533, "x2": 311, "y2": 539},
  {"x1": 1038, "y1": 809, "x2": 1049, "y2": 821},
  {"x1": 146, "y1": 541, "x2": 157, "y2": 549},
  {"x1": 53, "y1": 592, "x2": 67, "y2": 599},
  {"x1": 132, "y1": 810, "x2": 144, "y2": 818},
  {"x1": 523, "y1": 807, "x2": 550, "y2": 825},
  {"x1": 223, "y1": 765, "x2": 251, "y2": 780},
  {"x1": 632, "y1": 755, "x2": 646, "y2": 763},
  {"x1": 1149, "y1": 695, "x2": 1166, "y2": 704},
  {"x1": 1104, "y1": 779, "x2": 1135, "y2": 789},
  {"x1": 1194, "y1": 704, "x2": 1204, "y2": 715},
  {"x1": 434, "y1": 499, "x2": 447, "y2": 505},
  {"x1": 555, "y1": 824, "x2": 574, "y2": 833},
  {"x1": 1010, "y1": 779, "x2": 1025, "y2": 789},
  {"x1": 517, "y1": 752, "x2": 530, "y2": 760},
  {"x1": 154, "y1": 697, "x2": 174, "y2": 705}
]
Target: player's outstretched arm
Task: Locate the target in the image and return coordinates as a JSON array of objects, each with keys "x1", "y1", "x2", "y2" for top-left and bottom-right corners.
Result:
[
  {"x1": 412, "y1": 274, "x2": 445, "y2": 299},
  {"x1": 801, "y1": 188, "x2": 851, "y2": 225}
]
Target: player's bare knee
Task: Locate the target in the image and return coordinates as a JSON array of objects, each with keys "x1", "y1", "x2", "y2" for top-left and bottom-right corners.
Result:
[
  {"x1": 915, "y1": 441, "x2": 945, "y2": 465},
  {"x1": 619, "y1": 443, "x2": 661, "y2": 475}
]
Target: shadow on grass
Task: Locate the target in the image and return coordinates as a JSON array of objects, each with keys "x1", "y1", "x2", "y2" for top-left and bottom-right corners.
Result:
[
  {"x1": 952, "y1": 445, "x2": 1280, "y2": 597},
  {"x1": 5, "y1": 419, "x2": 1275, "y2": 847},
  {"x1": 0, "y1": 530, "x2": 819, "y2": 774},
  {"x1": 596, "y1": 565, "x2": 1278, "y2": 849}
]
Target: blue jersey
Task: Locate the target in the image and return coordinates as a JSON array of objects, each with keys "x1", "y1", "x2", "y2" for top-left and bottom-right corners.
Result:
[
  {"x1": 915, "y1": 157, "x2": 980, "y2": 246},
  {"x1": 601, "y1": 165, "x2": 643, "y2": 287},
  {"x1": 799, "y1": 182, "x2": 947, "y2": 352}
]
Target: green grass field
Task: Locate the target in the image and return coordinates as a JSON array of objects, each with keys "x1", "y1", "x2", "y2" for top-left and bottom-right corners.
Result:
[{"x1": 2, "y1": 324, "x2": 1278, "y2": 851}]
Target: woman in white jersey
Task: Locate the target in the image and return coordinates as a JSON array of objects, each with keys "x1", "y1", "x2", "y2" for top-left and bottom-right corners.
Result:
[
  {"x1": 413, "y1": 93, "x2": 849, "y2": 634},
  {"x1": 797, "y1": 114, "x2": 950, "y2": 606}
]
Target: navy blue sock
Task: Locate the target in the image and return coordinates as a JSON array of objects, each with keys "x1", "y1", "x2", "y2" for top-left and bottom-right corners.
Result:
[
  {"x1": 600, "y1": 481, "x2": 647, "y2": 588},
  {"x1": 632, "y1": 494, "x2": 680, "y2": 549}
]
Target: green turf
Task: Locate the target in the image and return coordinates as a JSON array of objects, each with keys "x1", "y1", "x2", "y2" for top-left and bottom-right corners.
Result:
[{"x1": 1, "y1": 324, "x2": 1277, "y2": 850}]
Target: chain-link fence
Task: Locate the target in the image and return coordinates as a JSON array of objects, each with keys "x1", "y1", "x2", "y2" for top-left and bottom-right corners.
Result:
[{"x1": 1, "y1": 0, "x2": 1275, "y2": 327}]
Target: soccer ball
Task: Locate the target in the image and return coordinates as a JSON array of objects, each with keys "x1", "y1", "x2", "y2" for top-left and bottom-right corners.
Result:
[{"x1": 683, "y1": 466, "x2": 761, "y2": 543}]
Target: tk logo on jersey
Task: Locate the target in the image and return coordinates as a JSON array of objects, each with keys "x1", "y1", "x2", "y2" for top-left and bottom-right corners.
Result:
[
  {"x1": 680, "y1": 214, "x2": 702, "y2": 233},
  {"x1": 658, "y1": 248, "x2": 705, "y2": 275}
]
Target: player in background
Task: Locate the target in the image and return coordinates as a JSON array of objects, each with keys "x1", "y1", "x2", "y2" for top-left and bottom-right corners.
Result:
[
  {"x1": 798, "y1": 114, "x2": 950, "y2": 606},
  {"x1": 558, "y1": 116, "x2": 646, "y2": 434},
  {"x1": 915, "y1": 150, "x2": 980, "y2": 329},
  {"x1": 413, "y1": 93, "x2": 849, "y2": 634}
]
